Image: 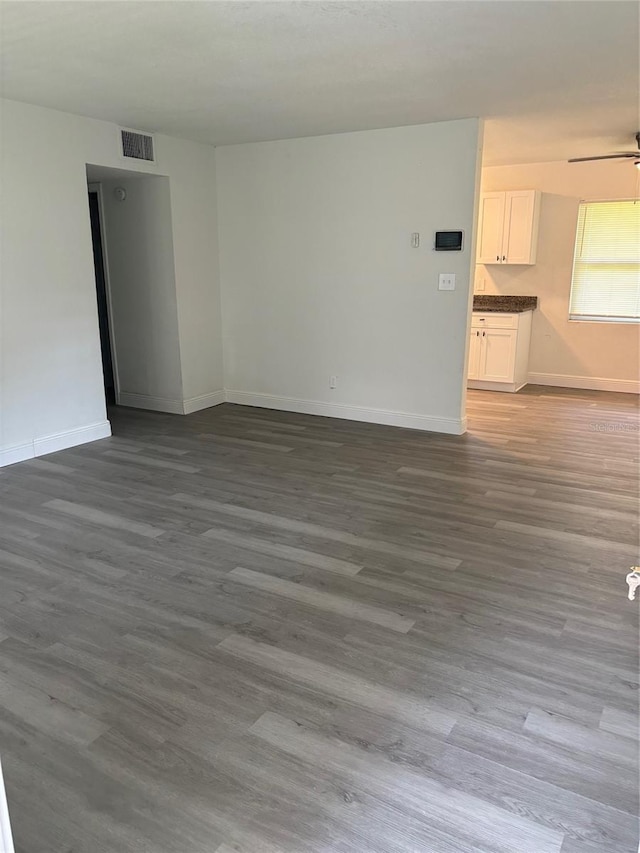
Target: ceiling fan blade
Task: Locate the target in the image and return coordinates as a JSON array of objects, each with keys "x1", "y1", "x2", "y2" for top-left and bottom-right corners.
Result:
[{"x1": 568, "y1": 153, "x2": 637, "y2": 162}]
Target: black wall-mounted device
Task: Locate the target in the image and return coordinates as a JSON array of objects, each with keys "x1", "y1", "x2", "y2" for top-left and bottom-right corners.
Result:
[{"x1": 434, "y1": 231, "x2": 464, "y2": 251}]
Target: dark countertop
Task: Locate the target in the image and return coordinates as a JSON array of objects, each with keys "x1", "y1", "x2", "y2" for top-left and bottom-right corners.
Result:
[{"x1": 473, "y1": 295, "x2": 538, "y2": 313}]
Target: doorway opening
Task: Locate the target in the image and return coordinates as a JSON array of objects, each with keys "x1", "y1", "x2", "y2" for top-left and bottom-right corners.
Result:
[
  {"x1": 85, "y1": 164, "x2": 182, "y2": 417},
  {"x1": 88, "y1": 187, "x2": 116, "y2": 405}
]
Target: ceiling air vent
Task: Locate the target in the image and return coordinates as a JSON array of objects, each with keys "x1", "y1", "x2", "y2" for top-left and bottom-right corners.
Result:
[{"x1": 119, "y1": 128, "x2": 155, "y2": 162}]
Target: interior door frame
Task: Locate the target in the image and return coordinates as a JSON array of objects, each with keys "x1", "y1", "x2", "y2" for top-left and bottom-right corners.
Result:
[{"x1": 88, "y1": 181, "x2": 121, "y2": 405}]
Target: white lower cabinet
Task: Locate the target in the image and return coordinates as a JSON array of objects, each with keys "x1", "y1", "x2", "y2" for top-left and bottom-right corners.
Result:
[
  {"x1": 467, "y1": 311, "x2": 532, "y2": 392},
  {"x1": 479, "y1": 327, "x2": 517, "y2": 382},
  {"x1": 468, "y1": 327, "x2": 482, "y2": 380}
]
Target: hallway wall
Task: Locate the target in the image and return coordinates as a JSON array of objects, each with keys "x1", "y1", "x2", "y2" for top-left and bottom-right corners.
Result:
[
  {"x1": 0, "y1": 98, "x2": 224, "y2": 465},
  {"x1": 100, "y1": 176, "x2": 183, "y2": 409}
]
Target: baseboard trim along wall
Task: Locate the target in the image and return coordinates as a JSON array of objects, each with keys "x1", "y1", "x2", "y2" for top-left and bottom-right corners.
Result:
[
  {"x1": 527, "y1": 373, "x2": 640, "y2": 394},
  {"x1": 117, "y1": 392, "x2": 185, "y2": 414},
  {"x1": 182, "y1": 391, "x2": 226, "y2": 414},
  {"x1": 118, "y1": 390, "x2": 226, "y2": 415},
  {"x1": 0, "y1": 391, "x2": 465, "y2": 469},
  {"x1": 0, "y1": 420, "x2": 111, "y2": 468},
  {"x1": 225, "y1": 390, "x2": 467, "y2": 435},
  {"x1": 3, "y1": 372, "x2": 634, "y2": 469}
]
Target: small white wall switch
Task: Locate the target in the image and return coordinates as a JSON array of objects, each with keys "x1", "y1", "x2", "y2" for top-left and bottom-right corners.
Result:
[
  {"x1": 330, "y1": 375, "x2": 337, "y2": 389},
  {"x1": 411, "y1": 232, "x2": 420, "y2": 248},
  {"x1": 476, "y1": 276, "x2": 486, "y2": 292},
  {"x1": 438, "y1": 273, "x2": 456, "y2": 291}
]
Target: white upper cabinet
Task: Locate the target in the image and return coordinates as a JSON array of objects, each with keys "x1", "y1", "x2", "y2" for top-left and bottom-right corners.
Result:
[
  {"x1": 476, "y1": 190, "x2": 541, "y2": 265},
  {"x1": 476, "y1": 192, "x2": 506, "y2": 264}
]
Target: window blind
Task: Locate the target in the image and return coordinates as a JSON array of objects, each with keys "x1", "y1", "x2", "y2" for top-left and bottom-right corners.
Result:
[{"x1": 569, "y1": 199, "x2": 640, "y2": 322}]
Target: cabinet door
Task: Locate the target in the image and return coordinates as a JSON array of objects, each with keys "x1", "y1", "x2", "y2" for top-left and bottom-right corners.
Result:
[
  {"x1": 476, "y1": 193, "x2": 505, "y2": 264},
  {"x1": 468, "y1": 329, "x2": 481, "y2": 379},
  {"x1": 503, "y1": 190, "x2": 539, "y2": 264},
  {"x1": 478, "y1": 328, "x2": 518, "y2": 382}
]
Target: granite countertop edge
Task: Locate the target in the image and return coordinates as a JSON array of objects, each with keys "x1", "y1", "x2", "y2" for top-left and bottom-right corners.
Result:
[{"x1": 473, "y1": 295, "x2": 538, "y2": 313}]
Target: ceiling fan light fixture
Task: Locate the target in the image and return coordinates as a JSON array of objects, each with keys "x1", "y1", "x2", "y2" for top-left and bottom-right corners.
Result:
[{"x1": 568, "y1": 131, "x2": 640, "y2": 164}]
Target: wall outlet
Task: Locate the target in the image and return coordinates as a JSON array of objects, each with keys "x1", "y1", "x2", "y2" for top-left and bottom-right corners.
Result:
[
  {"x1": 330, "y1": 375, "x2": 337, "y2": 389},
  {"x1": 438, "y1": 273, "x2": 456, "y2": 291},
  {"x1": 476, "y1": 276, "x2": 486, "y2": 292}
]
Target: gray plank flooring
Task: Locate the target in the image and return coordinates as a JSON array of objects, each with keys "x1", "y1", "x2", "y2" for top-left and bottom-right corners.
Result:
[{"x1": 0, "y1": 386, "x2": 638, "y2": 852}]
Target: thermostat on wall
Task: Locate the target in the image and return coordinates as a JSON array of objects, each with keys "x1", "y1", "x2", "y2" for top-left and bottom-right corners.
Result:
[{"x1": 434, "y1": 231, "x2": 464, "y2": 251}]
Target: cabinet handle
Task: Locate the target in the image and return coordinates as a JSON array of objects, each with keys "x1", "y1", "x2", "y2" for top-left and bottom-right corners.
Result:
[
  {"x1": 482, "y1": 331, "x2": 486, "y2": 337},
  {"x1": 502, "y1": 255, "x2": 506, "y2": 261},
  {"x1": 476, "y1": 330, "x2": 480, "y2": 337},
  {"x1": 496, "y1": 255, "x2": 500, "y2": 261}
]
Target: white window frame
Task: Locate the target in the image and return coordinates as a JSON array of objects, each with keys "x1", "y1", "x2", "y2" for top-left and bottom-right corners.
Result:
[{"x1": 568, "y1": 198, "x2": 640, "y2": 324}]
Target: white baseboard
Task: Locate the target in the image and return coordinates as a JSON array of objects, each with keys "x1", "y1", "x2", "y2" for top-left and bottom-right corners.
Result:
[
  {"x1": 0, "y1": 389, "x2": 465, "y2": 470},
  {"x1": 527, "y1": 373, "x2": 640, "y2": 394},
  {"x1": 33, "y1": 420, "x2": 112, "y2": 456},
  {"x1": 0, "y1": 758, "x2": 14, "y2": 853},
  {"x1": 0, "y1": 442, "x2": 34, "y2": 467},
  {"x1": 0, "y1": 420, "x2": 112, "y2": 468},
  {"x1": 225, "y1": 390, "x2": 466, "y2": 435},
  {"x1": 183, "y1": 390, "x2": 226, "y2": 414},
  {"x1": 118, "y1": 391, "x2": 225, "y2": 415},
  {"x1": 117, "y1": 392, "x2": 185, "y2": 414},
  {"x1": 468, "y1": 379, "x2": 526, "y2": 393}
]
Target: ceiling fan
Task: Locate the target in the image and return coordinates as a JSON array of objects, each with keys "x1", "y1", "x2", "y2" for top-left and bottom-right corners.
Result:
[{"x1": 568, "y1": 132, "x2": 640, "y2": 166}]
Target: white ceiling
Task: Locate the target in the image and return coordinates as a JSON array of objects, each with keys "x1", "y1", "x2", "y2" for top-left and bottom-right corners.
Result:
[{"x1": 1, "y1": 1, "x2": 638, "y2": 166}]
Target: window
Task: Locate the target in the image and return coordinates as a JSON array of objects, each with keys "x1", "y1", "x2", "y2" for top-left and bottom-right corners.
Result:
[{"x1": 569, "y1": 199, "x2": 640, "y2": 322}]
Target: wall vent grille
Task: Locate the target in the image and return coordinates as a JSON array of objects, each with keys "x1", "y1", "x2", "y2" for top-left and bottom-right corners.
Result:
[{"x1": 120, "y1": 129, "x2": 155, "y2": 162}]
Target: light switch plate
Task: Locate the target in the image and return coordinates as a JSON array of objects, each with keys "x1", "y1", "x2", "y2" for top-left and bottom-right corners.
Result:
[{"x1": 438, "y1": 273, "x2": 456, "y2": 291}]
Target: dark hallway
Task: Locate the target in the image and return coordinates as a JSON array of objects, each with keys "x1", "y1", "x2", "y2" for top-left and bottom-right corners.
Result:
[{"x1": 88, "y1": 189, "x2": 116, "y2": 405}]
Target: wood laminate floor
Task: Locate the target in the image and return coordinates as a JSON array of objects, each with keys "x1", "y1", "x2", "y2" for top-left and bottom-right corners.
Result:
[{"x1": 0, "y1": 387, "x2": 638, "y2": 853}]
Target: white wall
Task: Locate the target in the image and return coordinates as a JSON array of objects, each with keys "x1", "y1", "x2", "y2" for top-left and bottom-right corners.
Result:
[
  {"x1": 161, "y1": 135, "x2": 224, "y2": 406},
  {"x1": 216, "y1": 119, "x2": 482, "y2": 433},
  {"x1": 100, "y1": 176, "x2": 183, "y2": 407},
  {"x1": 478, "y1": 160, "x2": 639, "y2": 392},
  {"x1": 0, "y1": 98, "x2": 223, "y2": 465}
]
